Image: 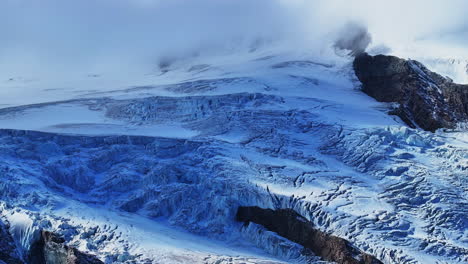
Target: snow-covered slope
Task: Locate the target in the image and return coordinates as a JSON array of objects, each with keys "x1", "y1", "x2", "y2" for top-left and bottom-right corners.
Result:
[{"x1": 0, "y1": 48, "x2": 466, "y2": 264}]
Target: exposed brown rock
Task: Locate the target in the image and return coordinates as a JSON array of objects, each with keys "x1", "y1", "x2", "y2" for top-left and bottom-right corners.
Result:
[
  {"x1": 236, "y1": 206, "x2": 382, "y2": 264},
  {"x1": 28, "y1": 231, "x2": 103, "y2": 264},
  {"x1": 353, "y1": 53, "x2": 468, "y2": 132}
]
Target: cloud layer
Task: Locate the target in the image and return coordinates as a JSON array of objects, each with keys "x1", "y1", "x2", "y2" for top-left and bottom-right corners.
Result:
[{"x1": 1, "y1": 0, "x2": 467, "y2": 75}]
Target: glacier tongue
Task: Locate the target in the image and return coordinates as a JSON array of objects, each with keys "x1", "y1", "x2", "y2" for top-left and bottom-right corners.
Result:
[{"x1": 0, "y1": 51, "x2": 466, "y2": 264}]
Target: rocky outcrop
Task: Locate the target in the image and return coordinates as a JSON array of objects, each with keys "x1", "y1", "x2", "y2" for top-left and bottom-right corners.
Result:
[
  {"x1": 236, "y1": 206, "x2": 382, "y2": 264},
  {"x1": 28, "y1": 231, "x2": 103, "y2": 264},
  {"x1": 0, "y1": 219, "x2": 23, "y2": 264},
  {"x1": 353, "y1": 53, "x2": 468, "y2": 132}
]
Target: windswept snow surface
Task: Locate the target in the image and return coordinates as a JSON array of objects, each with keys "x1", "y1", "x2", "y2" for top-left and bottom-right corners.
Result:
[{"x1": 0, "y1": 48, "x2": 466, "y2": 264}]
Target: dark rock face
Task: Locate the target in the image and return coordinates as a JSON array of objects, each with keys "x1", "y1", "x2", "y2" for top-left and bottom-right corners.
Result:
[
  {"x1": 236, "y1": 206, "x2": 382, "y2": 264},
  {"x1": 28, "y1": 231, "x2": 103, "y2": 264},
  {"x1": 0, "y1": 219, "x2": 23, "y2": 264},
  {"x1": 353, "y1": 53, "x2": 468, "y2": 132}
]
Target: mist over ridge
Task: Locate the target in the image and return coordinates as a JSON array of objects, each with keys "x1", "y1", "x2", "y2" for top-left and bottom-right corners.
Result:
[{"x1": 1, "y1": 0, "x2": 467, "y2": 72}]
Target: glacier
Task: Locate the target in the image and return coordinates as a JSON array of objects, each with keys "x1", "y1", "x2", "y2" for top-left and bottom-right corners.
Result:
[{"x1": 0, "y1": 46, "x2": 466, "y2": 264}]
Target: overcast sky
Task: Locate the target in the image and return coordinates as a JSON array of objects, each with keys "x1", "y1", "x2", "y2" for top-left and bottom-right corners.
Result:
[{"x1": 1, "y1": 0, "x2": 467, "y2": 74}]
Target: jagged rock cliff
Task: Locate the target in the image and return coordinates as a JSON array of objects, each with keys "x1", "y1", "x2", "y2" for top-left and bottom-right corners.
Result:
[
  {"x1": 353, "y1": 53, "x2": 468, "y2": 131},
  {"x1": 237, "y1": 207, "x2": 382, "y2": 264}
]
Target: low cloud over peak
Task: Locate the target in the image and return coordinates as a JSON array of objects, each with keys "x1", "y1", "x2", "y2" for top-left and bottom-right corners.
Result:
[{"x1": 1, "y1": 0, "x2": 467, "y2": 75}]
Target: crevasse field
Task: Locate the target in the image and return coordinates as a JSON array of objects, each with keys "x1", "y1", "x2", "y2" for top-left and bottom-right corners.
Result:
[{"x1": 0, "y1": 1, "x2": 467, "y2": 264}]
